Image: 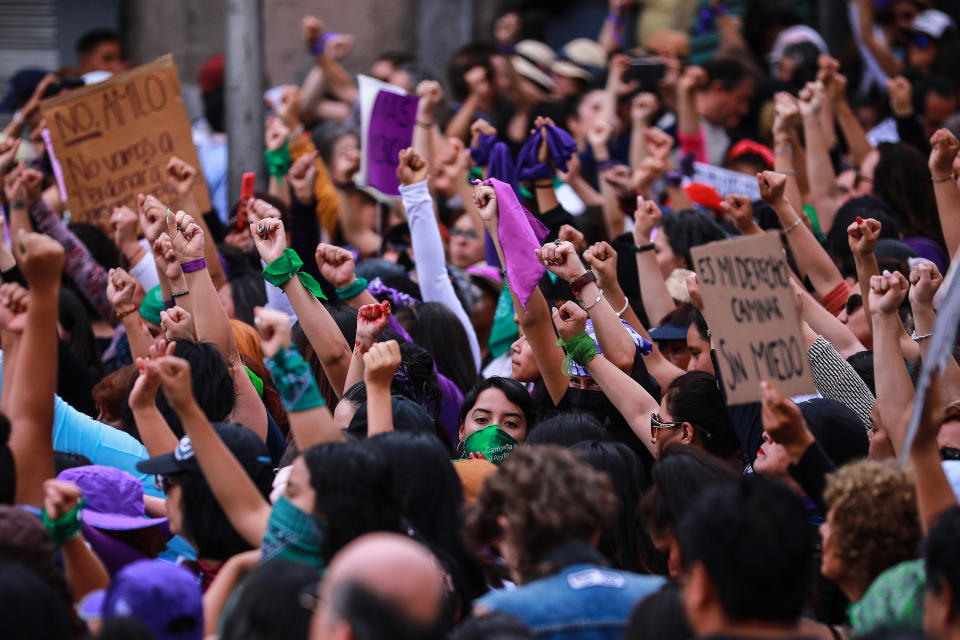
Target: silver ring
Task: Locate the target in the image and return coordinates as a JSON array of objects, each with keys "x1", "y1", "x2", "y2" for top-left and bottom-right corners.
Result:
[{"x1": 553, "y1": 238, "x2": 562, "y2": 246}]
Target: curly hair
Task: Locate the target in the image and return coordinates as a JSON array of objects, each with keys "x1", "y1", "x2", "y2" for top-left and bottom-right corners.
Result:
[
  {"x1": 463, "y1": 445, "x2": 619, "y2": 583},
  {"x1": 824, "y1": 459, "x2": 921, "y2": 590}
]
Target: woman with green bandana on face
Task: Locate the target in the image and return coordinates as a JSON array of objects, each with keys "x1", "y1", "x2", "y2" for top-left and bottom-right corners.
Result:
[
  {"x1": 458, "y1": 376, "x2": 535, "y2": 464},
  {"x1": 137, "y1": 306, "x2": 401, "y2": 579}
]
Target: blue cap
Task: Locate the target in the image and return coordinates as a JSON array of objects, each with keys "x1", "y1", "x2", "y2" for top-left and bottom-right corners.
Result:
[
  {"x1": 79, "y1": 560, "x2": 203, "y2": 640},
  {"x1": 0, "y1": 69, "x2": 47, "y2": 112}
]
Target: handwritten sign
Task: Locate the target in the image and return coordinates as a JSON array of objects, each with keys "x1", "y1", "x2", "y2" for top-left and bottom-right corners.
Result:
[
  {"x1": 691, "y1": 231, "x2": 816, "y2": 404},
  {"x1": 357, "y1": 74, "x2": 419, "y2": 197},
  {"x1": 692, "y1": 162, "x2": 761, "y2": 201},
  {"x1": 40, "y1": 55, "x2": 209, "y2": 228}
]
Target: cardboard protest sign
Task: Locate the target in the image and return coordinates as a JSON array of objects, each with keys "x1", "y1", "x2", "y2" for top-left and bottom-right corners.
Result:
[
  {"x1": 40, "y1": 55, "x2": 209, "y2": 229},
  {"x1": 899, "y1": 259, "x2": 960, "y2": 466},
  {"x1": 691, "y1": 231, "x2": 816, "y2": 404},
  {"x1": 357, "y1": 74, "x2": 419, "y2": 197},
  {"x1": 692, "y1": 162, "x2": 761, "y2": 201}
]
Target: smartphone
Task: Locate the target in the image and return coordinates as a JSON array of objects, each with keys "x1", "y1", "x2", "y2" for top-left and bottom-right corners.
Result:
[{"x1": 624, "y1": 58, "x2": 667, "y2": 90}]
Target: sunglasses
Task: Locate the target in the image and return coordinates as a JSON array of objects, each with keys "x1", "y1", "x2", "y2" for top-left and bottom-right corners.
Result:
[
  {"x1": 651, "y1": 413, "x2": 684, "y2": 431},
  {"x1": 449, "y1": 228, "x2": 479, "y2": 240},
  {"x1": 845, "y1": 294, "x2": 863, "y2": 316}
]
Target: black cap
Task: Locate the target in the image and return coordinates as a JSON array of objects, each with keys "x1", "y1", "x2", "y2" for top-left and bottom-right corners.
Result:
[{"x1": 136, "y1": 422, "x2": 272, "y2": 477}]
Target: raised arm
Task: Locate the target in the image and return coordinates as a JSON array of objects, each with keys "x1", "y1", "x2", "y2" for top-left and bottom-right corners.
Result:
[
  {"x1": 908, "y1": 262, "x2": 960, "y2": 401},
  {"x1": 676, "y1": 66, "x2": 707, "y2": 162},
  {"x1": 106, "y1": 268, "x2": 153, "y2": 360},
  {"x1": 167, "y1": 208, "x2": 267, "y2": 440},
  {"x1": 798, "y1": 82, "x2": 840, "y2": 232},
  {"x1": 154, "y1": 355, "x2": 271, "y2": 547},
  {"x1": 254, "y1": 307, "x2": 342, "y2": 449},
  {"x1": 632, "y1": 197, "x2": 676, "y2": 324},
  {"x1": 363, "y1": 340, "x2": 402, "y2": 437},
  {"x1": 908, "y1": 369, "x2": 958, "y2": 533},
  {"x1": 536, "y1": 240, "x2": 636, "y2": 373},
  {"x1": 791, "y1": 279, "x2": 866, "y2": 358},
  {"x1": 771, "y1": 93, "x2": 806, "y2": 216},
  {"x1": 8, "y1": 232, "x2": 64, "y2": 507},
  {"x1": 252, "y1": 218, "x2": 352, "y2": 397},
  {"x1": 822, "y1": 58, "x2": 873, "y2": 168},
  {"x1": 315, "y1": 243, "x2": 378, "y2": 309},
  {"x1": 628, "y1": 93, "x2": 658, "y2": 171},
  {"x1": 128, "y1": 343, "x2": 180, "y2": 457},
  {"x1": 554, "y1": 300, "x2": 660, "y2": 455},
  {"x1": 758, "y1": 171, "x2": 845, "y2": 298},
  {"x1": 928, "y1": 129, "x2": 960, "y2": 257},
  {"x1": 868, "y1": 270, "x2": 915, "y2": 454},
  {"x1": 343, "y1": 301, "x2": 392, "y2": 393},
  {"x1": 473, "y1": 182, "x2": 566, "y2": 403},
  {"x1": 166, "y1": 157, "x2": 226, "y2": 288},
  {"x1": 43, "y1": 480, "x2": 109, "y2": 599},
  {"x1": 588, "y1": 120, "x2": 626, "y2": 239},
  {"x1": 397, "y1": 148, "x2": 481, "y2": 369},
  {"x1": 584, "y1": 240, "x2": 685, "y2": 390}
]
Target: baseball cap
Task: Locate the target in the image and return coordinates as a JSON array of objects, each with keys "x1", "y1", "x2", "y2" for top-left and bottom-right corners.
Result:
[
  {"x1": 913, "y1": 9, "x2": 955, "y2": 40},
  {"x1": 58, "y1": 465, "x2": 167, "y2": 531},
  {"x1": 0, "y1": 68, "x2": 47, "y2": 112},
  {"x1": 79, "y1": 559, "x2": 203, "y2": 640},
  {"x1": 136, "y1": 422, "x2": 272, "y2": 479},
  {"x1": 649, "y1": 322, "x2": 690, "y2": 341}
]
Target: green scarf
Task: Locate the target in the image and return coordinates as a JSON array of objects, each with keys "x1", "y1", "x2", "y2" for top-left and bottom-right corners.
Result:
[
  {"x1": 263, "y1": 249, "x2": 327, "y2": 300},
  {"x1": 260, "y1": 496, "x2": 326, "y2": 569},
  {"x1": 488, "y1": 277, "x2": 519, "y2": 358},
  {"x1": 463, "y1": 425, "x2": 517, "y2": 465},
  {"x1": 139, "y1": 285, "x2": 164, "y2": 326}
]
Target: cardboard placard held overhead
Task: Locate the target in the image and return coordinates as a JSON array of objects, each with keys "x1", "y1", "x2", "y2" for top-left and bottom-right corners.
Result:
[
  {"x1": 40, "y1": 55, "x2": 209, "y2": 229},
  {"x1": 691, "y1": 231, "x2": 816, "y2": 405}
]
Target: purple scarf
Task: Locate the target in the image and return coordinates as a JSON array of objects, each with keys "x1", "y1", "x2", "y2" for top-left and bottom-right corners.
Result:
[
  {"x1": 516, "y1": 124, "x2": 578, "y2": 181},
  {"x1": 481, "y1": 177, "x2": 548, "y2": 309}
]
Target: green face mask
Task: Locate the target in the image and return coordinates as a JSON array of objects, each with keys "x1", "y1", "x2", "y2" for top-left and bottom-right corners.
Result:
[
  {"x1": 260, "y1": 496, "x2": 327, "y2": 569},
  {"x1": 463, "y1": 425, "x2": 518, "y2": 465}
]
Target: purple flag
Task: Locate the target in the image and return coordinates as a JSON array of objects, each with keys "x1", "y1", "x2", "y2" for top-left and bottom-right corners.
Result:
[
  {"x1": 366, "y1": 91, "x2": 420, "y2": 196},
  {"x1": 485, "y1": 177, "x2": 549, "y2": 310}
]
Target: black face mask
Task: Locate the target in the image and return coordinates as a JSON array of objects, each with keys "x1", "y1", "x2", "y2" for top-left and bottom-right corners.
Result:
[{"x1": 565, "y1": 387, "x2": 616, "y2": 422}]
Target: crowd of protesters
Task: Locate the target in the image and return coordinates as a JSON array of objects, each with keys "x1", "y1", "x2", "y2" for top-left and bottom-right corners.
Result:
[{"x1": 2, "y1": 0, "x2": 960, "y2": 638}]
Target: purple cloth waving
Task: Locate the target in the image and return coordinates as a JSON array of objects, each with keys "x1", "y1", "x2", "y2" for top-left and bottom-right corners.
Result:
[
  {"x1": 471, "y1": 131, "x2": 521, "y2": 269},
  {"x1": 516, "y1": 124, "x2": 578, "y2": 181},
  {"x1": 482, "y1": 177, "x2": 548, "y2": 310}
]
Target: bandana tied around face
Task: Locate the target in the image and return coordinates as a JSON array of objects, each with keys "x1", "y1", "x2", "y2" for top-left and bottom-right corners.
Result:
[
  {"x1": 463, "y1": 425, "x2": 518, "y2": 465},
  {"x1": 260, "y1": 496, "x2": 327, "y2": 569}
]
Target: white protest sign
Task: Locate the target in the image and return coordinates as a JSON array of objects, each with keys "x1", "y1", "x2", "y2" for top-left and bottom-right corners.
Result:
[{"x1": 692, "y1": 162, "x2": 761, "y2": 201}]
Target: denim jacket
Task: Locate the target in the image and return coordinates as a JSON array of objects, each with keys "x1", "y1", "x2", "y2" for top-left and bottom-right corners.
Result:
[{"x1": 476, "y1": 543, "x2": 665, "y2": 640}]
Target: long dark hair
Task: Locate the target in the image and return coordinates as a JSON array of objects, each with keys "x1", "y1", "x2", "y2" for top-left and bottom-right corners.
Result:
[
  {"x1": 660, "y1": 210, "x2": 727, "y2": 269},
  {"x1": 458, "y1": 377, "x2": 536, "y2": 440},
  {"x1": 58, "y1": 288, "x2": 104, "y2": 378},
  {"x1": 572, "y1": 440, "x2": 647, "y2": 573},
  {"x1": 366, "y1": 432, "x2": 487, "y2": 615},
  {"x1": 300, "y1": 442, "x2": 403, "y2": 562},
  {"x1": 874, "y1": 142, "x2": 946, "y2": 247},
  {"x1": 412, "y1": 302, "x2": 479, "y2": 394},
  {"x1": 664, "y1": 372, "x2": 740, "y2": 459}
]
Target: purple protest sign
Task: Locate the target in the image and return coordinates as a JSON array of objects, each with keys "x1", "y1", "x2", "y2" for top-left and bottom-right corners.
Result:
[{"x1": 366, "y1": 90, "x2": 419, "y2": 196}]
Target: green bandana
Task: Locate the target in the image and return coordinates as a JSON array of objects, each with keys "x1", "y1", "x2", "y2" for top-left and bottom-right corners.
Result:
[
  {"x1": 848, "y1": 559, "x2": 925, "y2": 635},
  {"x1": 463, "y1": 425, "x2": 517, "y2": 465},
  {"x1": 42, "y1": 498, "x2": 87, "y2": 549},
  {"x1": 488, "y1": 277, "x2": 519, "y2": 358},
  {"x1": 263, "y1": 249, "x2": 327, "y2": 300},
  {"x1": 260, "y1": 496, "x2": 326, "y2": 569},
  {"x1": 556, "y1": 331, "x2": 599, "y2": 377},
  {"x1": 139, "y1": 285, "x2": 164, "y2": 326},
  {"x1": 244, "y1": 365, "x2": 264, "y2": 398},
  {"x1": 264, "y1": 141, "x2": 292, "y2": 178},
  {"x1": 265, "y1": 346, "x2": 326, "y2": 412}
]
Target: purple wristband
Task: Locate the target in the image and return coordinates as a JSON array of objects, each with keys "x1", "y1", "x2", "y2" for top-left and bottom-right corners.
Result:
[
  {"x1": 181, "y1": 258, "x2": 207, "y2": 274},
  {"x1": 311, "y1": 32, "x2": 338, "y2": 56}
]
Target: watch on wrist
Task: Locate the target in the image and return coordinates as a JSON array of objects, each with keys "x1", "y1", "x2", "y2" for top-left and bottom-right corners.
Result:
[{"x1": 569, "y1": 270, "x2": 597, "y2": 296}]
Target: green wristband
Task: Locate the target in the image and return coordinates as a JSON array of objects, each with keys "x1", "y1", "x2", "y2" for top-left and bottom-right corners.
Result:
[
  {"x1": 42, "y1": 498, "x2": 87, "y2": 549},
  {"x1": 266, "y1": 347, "x2": 326, "y2": 412},
  {"x1": 556, "y1": 332, "x2": 599, "y2": 376},
  {"x1": 263, "y1": 249, "x2": 327, "y2": 300},
  {"x1": 334, "y1": 277, "x2": 368, "y2": 299},
  {"x1": 264, "y1": 141, "x2": 292, "y2": 178}
]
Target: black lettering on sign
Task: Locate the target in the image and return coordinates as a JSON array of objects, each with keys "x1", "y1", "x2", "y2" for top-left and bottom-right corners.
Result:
[
  {"x1": 64, "y1": 152, "x2": 100, "y2": 182},
  {"x1": 55, "y1": 103, "x2": 102, "y2": 147},
  {"x1": 718, "y1": 338, "x2": 749, "y2": 390},
  {"x1": 729, "y1": 296, "x2": 783, "y2": 324},
  {"x1": 749, "y1": 337, "x2": 805, "y2": 382},
  {"x1": 696, "y1": 256, "x2": 715, "y2": 286}
]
